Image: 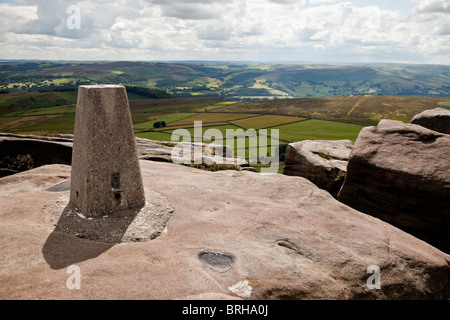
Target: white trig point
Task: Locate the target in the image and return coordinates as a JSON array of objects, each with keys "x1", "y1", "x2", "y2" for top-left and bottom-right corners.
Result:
[{"x1": 70, "y1": 85, "x2": 146, "y2": 218}]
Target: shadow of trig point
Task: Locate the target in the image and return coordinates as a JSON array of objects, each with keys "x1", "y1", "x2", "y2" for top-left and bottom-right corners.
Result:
[
  {"x1": 70, "y1": 85, "x2": 145, "y2": 215},
  {"x1": 42, "y1": 85, "x2": 173, "y2": 269}
]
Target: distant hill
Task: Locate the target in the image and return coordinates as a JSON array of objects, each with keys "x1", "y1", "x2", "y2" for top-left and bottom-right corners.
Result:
[{"x1": 0, "y1": 61, "x2": 449, "y2": 100}]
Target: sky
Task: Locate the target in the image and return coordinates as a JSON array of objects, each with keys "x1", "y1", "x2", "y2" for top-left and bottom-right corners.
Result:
[{"x1": 0, "y1": 0, "x2": 449, "y2": 64}]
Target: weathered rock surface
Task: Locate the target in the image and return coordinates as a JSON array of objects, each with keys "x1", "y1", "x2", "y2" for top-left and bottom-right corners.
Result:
[
  {"x1": 135, "y1": 137, "x2": 174, "y2": 161},
  {"x1": 0, "y1": 134, "x2": 72, "y2": 177},
  {"x1": 43, "y1": 189, "x2": 173, "y2": 244},
  {"x1": 338, "y1": 120, "x2": 450, "y2": 253},
  {"x1": 171, "y1": 142, "x2": 247, "y2": 166},
  {"x1": 0, "y1": 161, "x2": 449, "y2": 300},
  {"x1": 410, "y1": 108, "x2": 450, "y2": 134},
  {"x1": 283, "y1": 140, "x2": 353, "y2": 196},
  {"x1": 0, "y1": 133, "x2": 248, "y2": 176}
]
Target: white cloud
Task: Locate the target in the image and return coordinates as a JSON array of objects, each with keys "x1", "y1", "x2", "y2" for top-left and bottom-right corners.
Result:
[
  {"x1": 0, "y1": 0, "x2": 448, "y2": 64},
  {"x1": 309, "y1": 0, "x2": 338, "y2": 4},
  {"x1": 268, "y1": 0, "x2": 306, "y2": 5},
  {"x1": 197, "y1": 26, "x2": 232, "y2": 41},
  {"x1": 414, "y1": 0, "x2": 450, "y2": 13}
]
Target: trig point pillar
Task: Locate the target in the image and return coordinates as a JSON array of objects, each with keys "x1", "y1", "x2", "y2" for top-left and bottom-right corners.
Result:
[{"x1": 70, "y1": 85, "x2": 145, "y2": 218}]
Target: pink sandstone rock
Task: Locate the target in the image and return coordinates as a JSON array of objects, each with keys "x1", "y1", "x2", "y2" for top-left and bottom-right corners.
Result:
[{"x1": 0, "y1": 161, "x2": 448, "y2": 300}]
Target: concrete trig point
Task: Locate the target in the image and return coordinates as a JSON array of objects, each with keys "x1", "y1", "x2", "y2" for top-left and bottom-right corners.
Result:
[
  {"x1": 70, "y1": 85, "x2": 146, "y2": 217},
  {"x1": 43, "y1": 84, "x2": 172, "y2": 243}
]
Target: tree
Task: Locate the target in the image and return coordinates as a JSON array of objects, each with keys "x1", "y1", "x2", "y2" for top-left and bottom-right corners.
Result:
[
  {"x1": 153, "y1": 121, "x2": 167, "y2": 129},
  {"x1": 125, "y1": 86, "x2": 172, "y2": 99},
  {"x1": 153, "y1": 122, "x2": 162, "y2": 129}
]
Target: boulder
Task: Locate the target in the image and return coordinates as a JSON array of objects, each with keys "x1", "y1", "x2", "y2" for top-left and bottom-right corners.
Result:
[
  {"x1": 0, "y1": 134, "x2": 73, "y2": 177},
  {"x1": 283, "y1": 140, "x2": 353, "y2": 196},
  {"x1": 0, "y1": 133, "x2": 247, "y2": 175},
  {"x1": 171, "y1": 142, "x2": 248, "y2": 167},
  {"x1": 0, "y1": 161, "x2": 449, "y2": 300},
  {"x1": 338, "y1": 120, "x2": 450, "y2": 253},
  {"x1": 410, "y1": 108, "x2": 450, "y2": 134},
  {"x1": 135, "y1": 137, "x2": 174, "y2": 157}
]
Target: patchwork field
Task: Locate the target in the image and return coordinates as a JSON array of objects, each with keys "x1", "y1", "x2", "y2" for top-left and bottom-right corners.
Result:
[
  {"x1": 211, "y1": 95, "x2": 450, "y2": 125},
  {"x1": 277, "y1": 119, "x2": 365, "y2": 142},
  {"x1": 135, "y1": 131, "x2": 175, "y2": 142},
  {"x1": 133, "y1": 113, "x2": 196, "y2": 131},
  {"x1": 162, "y1": 113, "x2": 259, "y2": 128},
  {"x1": 0, "y1": 115, "x2": 62, "y2": 132},
  {"x1": 1, "y1": 91, "x2": 449, "y2": 173},
  {"x1": 230, "y1": 115, "x2": 306, "y2": 129}
]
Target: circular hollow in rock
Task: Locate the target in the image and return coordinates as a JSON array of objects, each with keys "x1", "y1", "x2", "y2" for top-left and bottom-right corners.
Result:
[{"x1": 199, "y1": 251, "x2": 235, "y2": 273}]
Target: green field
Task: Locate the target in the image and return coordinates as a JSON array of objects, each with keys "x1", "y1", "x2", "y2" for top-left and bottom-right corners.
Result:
[
  {"x1": 133, "y1": 113, "x2": 196, "y2": 131},
  {"x1": 193, "y1": 101, "x2": 237, "y2": 112},
  {"x1": 17, "y1": 114, "x2": 76, "y2": 133},
  {"x1": 0, "y1": 115, "x2": 62, "y2": 132},
  {"x1": 136, "y1": 131, "x2": 176, "y2": 141},
  {"x1": 438, "y1": 101, "x2": 450, "y2": 107},
  {"x1": 187, "y1": 124, "x2": 244, "y2": 140},
  {"x1": 1, "y1": 60, "x2": 449, "y2": 174},
  {"x1": 2, "y1": 90, "x2": 449, "y2": 172},
  {"x1": 21, "y1": 105, "x2": 76, "y2": 116},
  {"x1": 277, "y1": 119, "x2": 365, "y2": 142},
  {"x1": 166, "y1": 113, "x2": 258, "y2": 127},
  {"x1": 1, "y1": 92, "x2": 446, "y2": 143},
  {"x1": 0, "y1": 116, "x2": 20, "y2": 125},
  {"x1": 230, "y1": 115, "x2": 305, "y2": 129}
]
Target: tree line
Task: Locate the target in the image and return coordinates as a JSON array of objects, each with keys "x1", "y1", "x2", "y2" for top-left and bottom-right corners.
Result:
[{"x1": 125, "y1": 86, "x2": 171, "y2": 99}]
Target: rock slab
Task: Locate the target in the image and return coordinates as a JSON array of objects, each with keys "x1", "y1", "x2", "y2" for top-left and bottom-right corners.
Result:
[
  {"x1": 0, "y1": 161, "x2": 449, "y2": 300},
  {"x1": 0, "y1": 133, "x2": 249, "y2": 176},
  {"x1": 283, "y1": 140, "x2": 353, "y2": 196},
  {"x1": 338, "y1": 120, "x2": 450, "y2": 253},
  {"x1": 43, "y1": 189, "x2": 173, "y2": 244},
  {"x1": 410, "y1": 107, "x2": 450, "y2": 134},
  {"x1": 0, "y1": 135, "x2": 72, "y2": 177}
]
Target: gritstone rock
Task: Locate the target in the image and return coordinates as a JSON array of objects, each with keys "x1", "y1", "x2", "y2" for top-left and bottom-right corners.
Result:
[{"x1": 338, "y1": 119, "x2": 450, "y2": 253}]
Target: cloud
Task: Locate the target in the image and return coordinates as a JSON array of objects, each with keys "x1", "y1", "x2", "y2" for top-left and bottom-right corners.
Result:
[
  {"x1": 197, "y1": 26, "x2": 232, "y2": 41},
  {"x1": 157, "y1": 3, "x2": 222, "y2": 20},
  {"x1": 414, "y1": 0, "x2": 450, "y2": 13},
  {"x1": 0, "y1": 0, "x2": 448, "y2": 64},
  {"x1": 0, "y1": 3, "x2": 37, "y2": 36},
  {"x1": 11, "y1": 0, "x2": 146, "y2": 40},
  {"x1": 309, "y1": 0, "x2": 338, "y2": 4},
  {"x1": 147, "y1": 0, "x2": 235, "y2": 20},
  {"x1": 437, "y1": 24, "x2": 450, "y2": 35},
  {"x1": 268, "y1": 0, "x2": 306, "y2": 4}
]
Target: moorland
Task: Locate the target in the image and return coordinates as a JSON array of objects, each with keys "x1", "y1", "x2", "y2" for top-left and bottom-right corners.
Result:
[{"x1": 1, "y1": 60, "x2": 449, "y2": 172}]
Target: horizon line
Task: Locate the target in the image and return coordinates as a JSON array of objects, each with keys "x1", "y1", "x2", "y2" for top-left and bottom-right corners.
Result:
[{"x1": 0, "y1": 59, "x2": 449, "y2": 67}]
